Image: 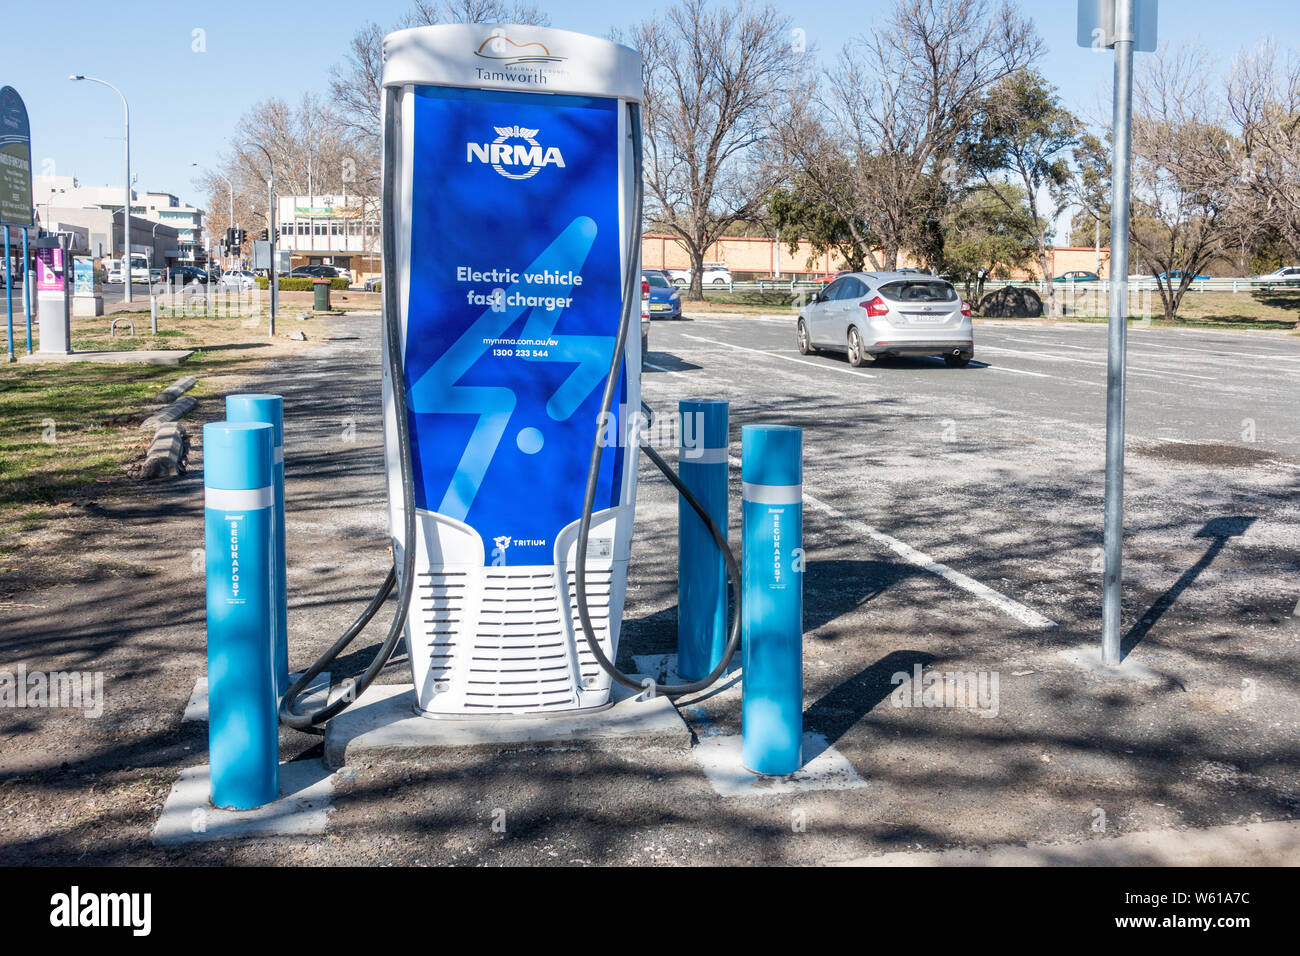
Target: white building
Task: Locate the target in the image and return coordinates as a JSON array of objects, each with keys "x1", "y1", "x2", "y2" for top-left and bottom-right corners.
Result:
[
  {"x1": 32, "y1": 175, "x2": 205, "y2": 264},
  {"x1": 274, "y1": 193, "x2": 381, "y2": 280}
]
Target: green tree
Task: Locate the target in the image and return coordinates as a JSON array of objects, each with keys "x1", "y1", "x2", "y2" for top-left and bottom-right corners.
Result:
[
  {"x1": 961, "y1": 70, "x2": 1080, "y2": 316},
  {"x1": 938, "y1": 185, "x2": 1038, "y2": 301},
  {"x1": 766, "y1": 179, "x2": 874, "y2": 273}
]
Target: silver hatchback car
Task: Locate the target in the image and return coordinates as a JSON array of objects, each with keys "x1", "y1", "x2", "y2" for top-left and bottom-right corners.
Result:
[{"x1": 796, "y1": 272, "x2": 974, "y2": 368}]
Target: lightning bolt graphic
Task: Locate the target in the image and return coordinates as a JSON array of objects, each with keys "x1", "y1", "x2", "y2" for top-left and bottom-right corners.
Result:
[{"x1": 406, "y1": 215, "x2": 603, "y2": 520}]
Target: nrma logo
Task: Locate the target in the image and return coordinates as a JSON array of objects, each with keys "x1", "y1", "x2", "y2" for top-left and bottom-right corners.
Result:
[{"x1": 467, "y1": 126, "x2": 566, "y2": 181}]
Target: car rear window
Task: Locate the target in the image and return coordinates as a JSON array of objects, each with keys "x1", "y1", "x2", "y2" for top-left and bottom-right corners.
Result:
[{"x1": 878, "y1": 280, "x2": 957, "y2": 303}]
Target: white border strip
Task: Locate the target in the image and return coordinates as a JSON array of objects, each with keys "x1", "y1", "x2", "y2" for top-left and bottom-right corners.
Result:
[
  {"x1": 742, "y1": 481, "x2": 802, "y2": 505},
  {"x1": 680, "y1": 446, "x2": 729, "y2": 464},
  {"x1": 205, "y1": 486, "x2": 273, "y2": 511}
]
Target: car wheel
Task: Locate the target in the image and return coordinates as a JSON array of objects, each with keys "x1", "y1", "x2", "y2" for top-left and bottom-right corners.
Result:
[
  {"x1": 847, "y1": 327, "x2": 874, "y2": 368},
  {"x1": 944, "y1": 354, "x2": 971, "y2": 369},
  {"x1": 797, "y1": 319, "x2": 816, "y2": 355}
]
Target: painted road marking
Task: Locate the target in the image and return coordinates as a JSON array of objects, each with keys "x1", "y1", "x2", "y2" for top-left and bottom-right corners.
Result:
[
  {"x1": 985, "y1": 365, "x2": 1055, "y2": 379},
  {"x1": 726, "y1": 456, "x2": 1057, "y2": 630},
  {"x1": 978, "y1": 345, "x2": 1219, "y2": 382},
  {"x1": 682, "y1": 334, "x2": 878, "y2": 379}
]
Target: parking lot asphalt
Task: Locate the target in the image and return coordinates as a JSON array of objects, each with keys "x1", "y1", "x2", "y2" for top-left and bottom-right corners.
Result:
[{"x1": 1, "y1": 312, "x2": 1296, "y2": 866}]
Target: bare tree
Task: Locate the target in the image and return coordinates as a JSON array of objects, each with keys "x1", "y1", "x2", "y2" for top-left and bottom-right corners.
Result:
[
  {"x1": 196, "y1": 94, "x2": 374, "y2": 258},
  {"x1": 1129, "y1": 47, "x2": 1237, "y2": 323},
  {"x1": 328, "y1": 1, "x2": 551, "y2": 162},
  {"x1": 778, "y1": 0, "x2": 1042, "y2": 271},
  {"x1": 632, "y1": 0, "x2": 795, "y2": 301},
  {"x1": 1228, "y1": 41, "x2": 1300, "y2": 324}
]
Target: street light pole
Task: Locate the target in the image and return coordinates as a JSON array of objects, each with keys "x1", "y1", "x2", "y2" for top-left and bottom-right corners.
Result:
[
  {"x1": 243, "y1": 142, "x2": 277, "y2": 335},
  {"x1": 70, "y1": 75, "x2": 131, "y2": 304},
  {"x1": 194, "y1": 164, "x2": 235, "y2": 269},
  {"x1": 1101, "y1": 0, "x2": 1137, "y2": 664}
]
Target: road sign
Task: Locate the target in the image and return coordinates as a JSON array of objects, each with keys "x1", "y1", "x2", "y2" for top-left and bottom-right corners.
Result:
[
  {"x1": 0, "y1": 86, "x2": 33, "y2": 227},
  {"x1": 1078, "y1": 0, "x2": 1157, "y2": 52},
  {"x1": 252, "y1": 240, "x2": 271, "y2": 270}
]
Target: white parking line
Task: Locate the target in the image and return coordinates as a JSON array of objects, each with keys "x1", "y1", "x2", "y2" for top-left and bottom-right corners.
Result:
[
  {"x1": 985, "y1": 365, "x2": 1055, "y2": 379},
  {"x1": 682, "y1": 334, "x2": 877, "y2": 378},
  {"x1": 1126, "y1": 339, "x2": 1300, "y2": 363},
  {"x1": 978, "y1": 344, "x2": 1219, "y2": 382},
  {"x1": 727, "y1": 456, "x2": 1057, "y2": 629}
]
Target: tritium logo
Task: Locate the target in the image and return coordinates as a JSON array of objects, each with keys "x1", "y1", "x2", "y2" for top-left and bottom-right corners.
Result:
[{"x1": 467, "y1": 126, "x2": 566, "y2": 180}]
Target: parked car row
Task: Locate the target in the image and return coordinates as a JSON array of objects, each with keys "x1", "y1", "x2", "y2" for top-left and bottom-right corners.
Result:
[
  {"x1": 668, "y1": 261, "x2": 732, "y2": 286},
  {"x1": 642, "y1": 269, "x2": 682, "y2": 319}
]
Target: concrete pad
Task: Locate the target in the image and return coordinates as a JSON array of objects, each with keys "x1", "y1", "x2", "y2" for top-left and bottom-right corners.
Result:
[
  {"x1": 692, "y1": 732, "x2": 873, "y2": 798},
  {"x1": 182, "y1": 671, "x2": 330, "y2": 723},
  {"x1": 836, "y1": 819, "x2": 1300, "y2": 866},
  {"x1": 632, "y1": 652, "x2": 743, "y2": 706},
  {"x1": 1058, "y1": 646, "x2": 1166, "y2": 683},
  {"x1": 18, "y1": 349, "x2": 193, "y2": 365},
  {"x1": 151, "y1": 760, "x2": 334, "y2": 845},
  {"x1": 324, "y1": 679, "x2": 691, "y2": 768}
]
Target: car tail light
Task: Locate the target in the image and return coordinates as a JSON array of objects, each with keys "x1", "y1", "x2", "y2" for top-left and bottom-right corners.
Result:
[
  {"x1": 960, "y1": 301, "x2": 973, "y2": 317},
  {"x1": 861, "y1": 296, "x2": 889, "y2": 317},
  {"x1": 642, "y1": 279, "x2": 649, "y2": 297}
]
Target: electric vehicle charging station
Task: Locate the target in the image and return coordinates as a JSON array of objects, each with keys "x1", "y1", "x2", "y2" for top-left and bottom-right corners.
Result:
[
  {"x1": 274, "y1": 23, "x2": 787, "y2": 777},
  {"x1": 377, "y1": 25, "x2": 645, "y2": 716}
]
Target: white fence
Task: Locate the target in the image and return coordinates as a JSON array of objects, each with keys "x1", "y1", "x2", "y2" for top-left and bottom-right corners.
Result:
[{"x1": 688, "y1": 277, "x2": 1298, "y2": 296}]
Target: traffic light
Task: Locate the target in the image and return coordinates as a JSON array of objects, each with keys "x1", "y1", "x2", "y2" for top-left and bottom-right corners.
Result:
[
  {"x1": 225, "y1": 227, "x2": 235, "y2": 248},
  {"x1": 259, "y1": 228, "x2": 268, "y2": 241},
  {"x1": 231, "y1": 227, "x2": 245, "y2": 246}
]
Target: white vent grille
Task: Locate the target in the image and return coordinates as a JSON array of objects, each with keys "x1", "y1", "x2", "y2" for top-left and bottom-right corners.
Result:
[
  {"x1": 416, "y1": 570, "x2": 467, "y2": 687},
  {"x1": 567, "y1": 568, "x2": 613, "y2": 685},
  {"x1": 463, "y1": 570, "x2": 577, "y2": 710}
]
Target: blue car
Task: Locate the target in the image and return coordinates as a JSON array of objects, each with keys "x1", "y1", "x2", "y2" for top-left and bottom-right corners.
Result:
[{"x1": 643, "y1": 270, "x2": 682, "y2": 319}]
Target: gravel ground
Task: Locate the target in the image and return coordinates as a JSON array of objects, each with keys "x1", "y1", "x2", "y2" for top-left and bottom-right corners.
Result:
[{"x1": 0, "y1": 312, "x2": 1296, "y2": 866}]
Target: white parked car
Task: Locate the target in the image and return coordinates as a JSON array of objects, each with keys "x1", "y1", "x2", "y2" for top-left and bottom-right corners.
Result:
[
  {"x1": 219, "y1": 269, "x2": 257, "y2": 291},
  {"x1": 1253, "y1": 266, "x2": 1300, "y2": 282},
  {"x1": 796, "y1": 272, "x2": 974, "y2": 368},
  {"x1": 668, "y1": 262, "x2": 732, "y2": 286}
]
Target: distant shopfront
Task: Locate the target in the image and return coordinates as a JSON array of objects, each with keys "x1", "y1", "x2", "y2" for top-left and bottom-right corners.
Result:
[{"x1": 275, "y1": 194, "x2": 381, "y2": 279}]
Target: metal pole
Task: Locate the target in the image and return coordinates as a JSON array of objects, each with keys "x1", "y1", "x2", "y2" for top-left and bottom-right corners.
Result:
[
  {"x1": 1101, "y1": 0, "x2": 1136, "y2": 665},
  {"x1": 243, "y1": 142, "x2": 277, "y2": 333},
  {"x1": 122, "y1": 94, "x2": 131, "y2": 304},
  {"x1": 4, "y1": 227, "x2": 13, "y2": 363},
  {"x1": 22, "y1": 227, "x2": 32, "y2": 354},
  {"x1": 268, "y1": 175, "x2": 277, "y2": 334}
]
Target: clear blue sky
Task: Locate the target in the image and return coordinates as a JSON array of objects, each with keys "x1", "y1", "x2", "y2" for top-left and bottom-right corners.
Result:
[{"x1": 1, "y1": 0, "x2": 1295, "y2": 213}]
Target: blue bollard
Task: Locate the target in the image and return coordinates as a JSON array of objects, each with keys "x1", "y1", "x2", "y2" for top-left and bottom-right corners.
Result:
[
  {"x1": 677, "y1": 399, "x2": 730, "y2": 681},
  {"x1": 741, "y1": 425, "x2": 803, "y2": 775},
  {"x1": 225, "y1": 394, "x2": 289, "y2": 696},
  {"x1": 204, "y1": 421, "x2": 279, "y2": 810}
]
